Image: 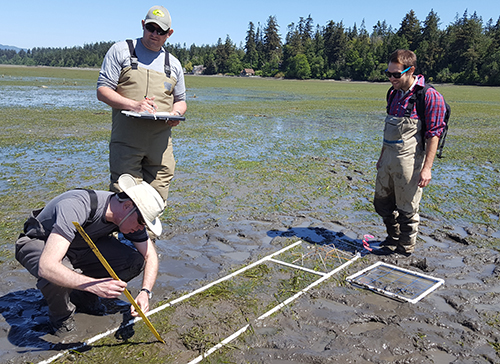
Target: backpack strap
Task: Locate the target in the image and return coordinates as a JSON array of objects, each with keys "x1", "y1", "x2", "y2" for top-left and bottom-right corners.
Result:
[
  {"x1": 405, "y1": 84, "x2": 428, "y2": 119},
  {"x1": 436, "y1": 101, "x2": 451, "y2": 158},
  {"x1": 126, "y1": 39, "x2": 138, "y2": 70},
  {"x1": 386, "y1": 86, "x2": 395, "y2": 115},
  {"x1": 414, "y1": 84, "x2": 432, "y2": 122}
]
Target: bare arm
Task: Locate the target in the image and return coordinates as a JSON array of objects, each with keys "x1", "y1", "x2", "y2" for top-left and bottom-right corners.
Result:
[
  {"x1": 130, "y1": 238, "x2": 159, "y2": 316},
  {"x1": 419, "y1": 136, "x2": 439, "y2": 187},
  {"x1": 166, "y1": 100, "x2": 187, "y2": 127},
  {"x1": 38, "y1": 232, "x2": 127, "y2": 298}
]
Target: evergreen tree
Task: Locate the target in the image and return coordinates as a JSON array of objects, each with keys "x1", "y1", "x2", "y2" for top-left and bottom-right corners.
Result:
[
  {"x1": 397, "y1": 10, "x2": 421, "y2": 51},
  {"x1": 444, "y1": 10, "x2": 488, "y2": 83},
  {"x1": 286, "y1": 53, "x2": 311, "y2": 79},
  {"x1": 323, "y1": 20, "x2": 347, "y2": 78},
  {"x1": 263, "y1": 15, "x2": 282, "y2": 64},
  {"x1": 282, "y1": 22, "x2": 302, "y2": 73},
  {"x1": 255, "y1": 23, "x2": 266, "y2": 69},
  {"x1": 204, "y1": 51, "x2": 217, "y2": 75},
  {"x1": 243, "y1": 22, "x2": 258, "y2": 69},
  {"x1": 481, "y1": 16, "x2": 500, "y2": 84},
  {"x1": 416, "y1": 9, "x2": 442, "y2": 80},
  {"x1": 346, "y1": 20, "x2": 375, "y2": 80},
  {"x1": 310, "y1": 25, "x2": 326, "y2": 78}
]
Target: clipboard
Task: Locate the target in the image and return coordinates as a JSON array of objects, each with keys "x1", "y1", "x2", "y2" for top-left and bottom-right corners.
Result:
[{"x1": 121, "y1": 110, "x2": 185, "y2": 121}]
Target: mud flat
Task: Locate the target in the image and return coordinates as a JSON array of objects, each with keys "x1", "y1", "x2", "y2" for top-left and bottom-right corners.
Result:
[{"x1": 0, "y1": 69, "x2": 498, "y2": 363}]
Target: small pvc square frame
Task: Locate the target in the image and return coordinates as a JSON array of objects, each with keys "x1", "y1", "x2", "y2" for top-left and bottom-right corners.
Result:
[{"x1": 346, "y1": 261, "x2": 444, "y2": 303}]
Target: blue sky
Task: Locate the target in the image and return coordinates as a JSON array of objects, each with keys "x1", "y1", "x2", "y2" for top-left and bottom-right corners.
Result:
[{"x1": 2, "y1": 0, "x2": 499, "y2": 50}]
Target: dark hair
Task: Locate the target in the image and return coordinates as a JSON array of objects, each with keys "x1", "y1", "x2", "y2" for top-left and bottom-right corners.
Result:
[
  {"x1": 116, "y1": 191, "x2": 131, "y2": 202},
  {"x1": 389, "y1": 49, "x2": 417, "y2": 69}
]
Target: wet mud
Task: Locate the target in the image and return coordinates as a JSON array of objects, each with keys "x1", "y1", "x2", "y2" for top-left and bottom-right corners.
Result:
[{"x1": 1, "y1": 212, "x2": 499, "y2": 363}]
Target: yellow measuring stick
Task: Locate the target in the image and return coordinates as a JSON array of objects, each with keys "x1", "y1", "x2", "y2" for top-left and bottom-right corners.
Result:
[{"x1": 73, "y1": 222, "x2": 165, "y2": 344}]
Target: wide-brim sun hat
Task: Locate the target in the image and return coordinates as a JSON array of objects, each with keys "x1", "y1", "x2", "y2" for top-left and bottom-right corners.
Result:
[{"x1": 118, "y1": 174, "x2": 165, "y2": 236}]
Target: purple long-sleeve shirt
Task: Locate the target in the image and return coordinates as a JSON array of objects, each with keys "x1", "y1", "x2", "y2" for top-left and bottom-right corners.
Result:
[{"x1": 387, "y1": 75, "x2": 447, "y2": 139}]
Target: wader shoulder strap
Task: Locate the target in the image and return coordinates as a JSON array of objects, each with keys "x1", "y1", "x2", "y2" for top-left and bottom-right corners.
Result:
[
  {"x1": 164, "y1": 50, "x2": 171, "y2": 78},
  {"x1": 408, "y1": 84, "x2": 429, "y2": 121},
  {"x1": 126, "y1": 39, "x2": 138, "y2": 70},
  {"x1": 86, "y1": 190, "x2": 98, "y2": 226},
  {"x1": 74, "y1": 189, "x2": 98, "y2": 227},
  {"x1": 126, "y1": 39, "x2": 171, "y2": 77}
]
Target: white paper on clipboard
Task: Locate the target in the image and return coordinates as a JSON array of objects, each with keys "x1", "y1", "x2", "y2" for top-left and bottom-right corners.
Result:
[{"x1": 121, "y1": 110, "x2": 185, "y2": 121}]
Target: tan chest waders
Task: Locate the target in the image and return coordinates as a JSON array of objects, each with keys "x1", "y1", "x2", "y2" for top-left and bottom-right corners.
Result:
[
  {"x1": 109, "y1": 40, "x2": 178, "y2": 202},
  {"x1": 374, "y1": 115, "x2": 425, "y2": 252}
]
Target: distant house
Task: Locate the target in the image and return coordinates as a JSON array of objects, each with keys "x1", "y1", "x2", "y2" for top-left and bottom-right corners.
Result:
[
  {"x1": 192, "y1": 65, "x2": 205, "y2": 75},
  {"x1": 240, "y1": 68, "x2": 255, "y2": 77}
]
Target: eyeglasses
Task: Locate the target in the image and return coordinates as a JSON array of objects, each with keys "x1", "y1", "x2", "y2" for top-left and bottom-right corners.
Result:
[
  {"x1": 384, "y1": 66, "x2": 412, "y2": 79},
  {"x1": 145, "y1": 23, "x2": 169, "y2": 36}
]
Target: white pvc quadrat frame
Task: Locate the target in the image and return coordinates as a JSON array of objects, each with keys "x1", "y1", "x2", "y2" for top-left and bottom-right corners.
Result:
[
  {"x1": 39, "y1": 240, "x2": 360, "y2": 364},
  {"x1": 346, "y1": 261, "x2": 445, "y2": 304}
]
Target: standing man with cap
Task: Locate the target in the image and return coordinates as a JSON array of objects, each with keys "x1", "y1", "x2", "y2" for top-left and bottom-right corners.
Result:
[
  {"x1": 15, "y1": 174, "x2": 164, "y2": 336},
  {"x1": 97, "y1": 5, "x2": 187, "y2": 203}
]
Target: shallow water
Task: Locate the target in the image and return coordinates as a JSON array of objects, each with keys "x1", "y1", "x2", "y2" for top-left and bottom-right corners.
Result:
[{"x1": 0, "y1": 85, "x2": 106, "y2": 110}]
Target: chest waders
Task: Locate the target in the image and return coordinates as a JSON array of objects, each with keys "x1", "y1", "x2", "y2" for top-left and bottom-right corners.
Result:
[
  {"x1": 109, "y1": 40, "x2": 178, "y2": 202},
  {"x1": 373, "y1": 115, "x2": 425, "y2": 253}
]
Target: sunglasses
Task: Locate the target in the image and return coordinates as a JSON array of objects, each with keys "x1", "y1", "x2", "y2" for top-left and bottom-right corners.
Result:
[
  {"x1": 384, "y1": 66, "x2": 412, "y2": 79},
  {"x1": 145, "y1": 23, "x2": 169, "y2": 36}
]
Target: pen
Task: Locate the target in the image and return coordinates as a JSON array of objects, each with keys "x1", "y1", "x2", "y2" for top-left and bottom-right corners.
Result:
[{"x1": 145, "y1": 96, "x2": 157, "y2": 111}]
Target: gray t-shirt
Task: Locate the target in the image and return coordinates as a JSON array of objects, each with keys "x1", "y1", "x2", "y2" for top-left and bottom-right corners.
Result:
[
  {"x1": 35, "y1": 189, "x2": 147, "y2": 249},
  {"x1": 97, "y1": 38, "x2": 186, "y2": 103}
]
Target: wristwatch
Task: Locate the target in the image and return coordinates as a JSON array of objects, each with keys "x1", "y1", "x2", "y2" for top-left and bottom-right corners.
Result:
[{"x1": 140, "y1": 288, "x2": 153, "y2": 299}]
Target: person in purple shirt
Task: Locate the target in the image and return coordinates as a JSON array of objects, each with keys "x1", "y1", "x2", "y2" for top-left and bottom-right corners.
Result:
[{"x1": 374, "y1": 49, "x2": 447, "y2": 256}]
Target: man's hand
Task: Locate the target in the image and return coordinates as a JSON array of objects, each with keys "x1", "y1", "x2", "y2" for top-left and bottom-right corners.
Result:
[
  {"x1": 419, "y1": 167, "x2": 432, "y2": 187},
  {"x1": 166, "y1": 116, "x2": 181, "y2": 127},
  {"x1": 131, "y1": 289, "x2": 150, "y2": 316},
  {"x1": 141, "y1": 96, "x2": 158, "y2": 114},
  {"x1": 84, "y1": 278, "x2": 128, "y2": 299},
  {"x1": 419, "y1": 136, "x2": 439, "y2": 188}
]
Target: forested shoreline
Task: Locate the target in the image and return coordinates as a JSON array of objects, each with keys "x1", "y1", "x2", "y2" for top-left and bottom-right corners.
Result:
[{"x1": 1, "y1": 10, "x2": 499, "y2": 85}]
